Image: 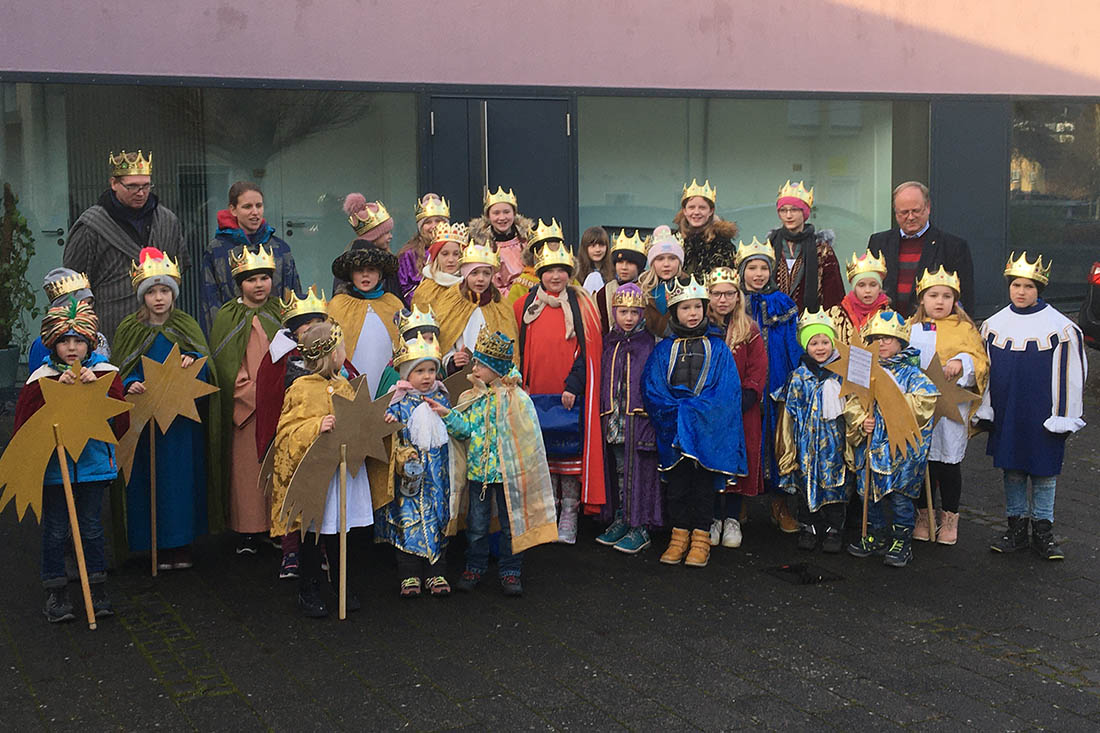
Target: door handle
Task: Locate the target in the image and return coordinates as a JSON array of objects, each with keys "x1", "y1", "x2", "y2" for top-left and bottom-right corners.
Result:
[
  {"x1": 286, "y1": 221, "x2": 307, "y2": 228},
  {"x1": 42, "y1": 228, "x2": 64, "y2": 236}
]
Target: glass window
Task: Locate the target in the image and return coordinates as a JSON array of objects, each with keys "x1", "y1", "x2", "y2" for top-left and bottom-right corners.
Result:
[
  {"x1": 578, "y1": 97, "x2": 905, "y2": 278},
  {"x1": 1010, "y1": 102, "x2": 1100, "y2": 304}
]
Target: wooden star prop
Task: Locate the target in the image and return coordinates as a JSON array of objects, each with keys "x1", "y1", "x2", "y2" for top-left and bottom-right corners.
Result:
[
  {"x1": 922, "y1": 352, "x2": 979, "y2": 425},
  {"x1": 826, "y1": 341, "x2": 923, "y2": 458},
  {"x1": 116, "y1": 343, "x2": 217, "y2": 484},
  {"x1": 0, "y1": 368, "x2": 131, "y2": 521},
  {"x1": 442, "y1": 363, "x2": 473, "y2": 404},
  {"x1": 279, "y1": 376, "x2": 404, "y2": 532}
]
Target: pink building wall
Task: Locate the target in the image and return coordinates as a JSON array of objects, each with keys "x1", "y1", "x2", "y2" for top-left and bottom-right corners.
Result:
[{"x1": 3, "y1": 0, "x2": 1099, "y2": 96}]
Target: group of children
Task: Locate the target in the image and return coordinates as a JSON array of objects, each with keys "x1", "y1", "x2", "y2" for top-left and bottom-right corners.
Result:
[{"x1": 14, "y1": 179, "x2": 1086, "y2": 624}]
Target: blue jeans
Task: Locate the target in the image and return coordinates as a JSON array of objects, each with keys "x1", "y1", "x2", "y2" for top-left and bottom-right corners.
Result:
[
  {"x1": 465, "y1": 482, "x2": 521, "y2": 577},
  {"x1": 41, "y1": 480, "x2": 108, "y2": 587},
  {"x1": 1003, "y1": 470, "x2": 1057, "y2": 522},
  {"x1": 866, "y1": 490, "x2": 916, "y2": 530}
]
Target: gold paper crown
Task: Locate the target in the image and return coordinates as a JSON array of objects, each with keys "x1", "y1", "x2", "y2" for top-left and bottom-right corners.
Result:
[
  {"x1": 44, "y1": 272, "x2": 91, "y2": 302},
  {"x1": 916, "y1": 266, "x2": 961, "y2": 295},
  {"x1": 681, "y1": 179, "x2": 717, "y2": 206},
  {"x1": 528, "y1": 218, "x2": 564, "y2": 247},
  {"x1": 533, "y1": 243, "x2": 575, "y2": 273},
  {"x1": 1004, "y1": 251, "x2": 1052, "y2": 286},
  {"x1": 109, "y1": 149, "x2": 152, "y2": 177},
  {"x1": 734, "y1": 237, "x2": 775, "y2": 267},
  {"x1": 348, "y1": 201, "x2": 392, "y2": 236},
  {"x1": 432, "y1": 221, "x2": 467, "y2": 245},
  {"x1": 845, "y1": 250, "x2": 888, "y2": 282},
  {"x1": 474, "y1": 326, "x2": 514, "y2": 362},
  {"x1": 863, "y1": 311, "x2": 910, "y2": 343},
  {"x1": 777, "y1": 179, "x2": 814, "y2": 208},
  {"x1": 229, "y1": 244, "x2": 276, "y2": 277},
  {"x1": 483, "y1": 186, "x2": 517, "y2": 213},
  {"x1": 612, "y1": 229, "x2": 648, "y2": 257},
  {"x1": 393, "y1": 333, "x2": 442, "y2": 368},
  {"x1": 666, "y1": 274, "x2": 709, "y2": 307},
  {"x1": 459, "y1": 241, "x2": 500, "y2": 269},
  {"x1": 611, "y1": 287, "x2": 647, "y2": 309},
  {"x1": 706, "y1": 266, "x2": 740, "y2": 290},
  {"x1": 299, "y1": 321, "x2": 344, "y2": 362},
  {"x1": 129, "y1": 251, "x2": 181, "y2": 290},
  {"x1": 397, "y1": 304, "x2": 437, "y2": 335},
  {"x1": 798, "y1": 307, "x2": 836, "y2": 332},
  {"x1": 279, "y1": 285, "x2": 327, "y2": 324},
  {"x1": 414, "y1": 195, "x2": 450, "y2": 222}
]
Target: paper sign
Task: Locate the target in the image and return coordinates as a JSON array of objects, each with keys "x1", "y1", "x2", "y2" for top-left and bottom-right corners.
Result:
[
  {"x1": 847, "y1": 345, "x2": 873, "y2": 389},
  {"x1": 908, "y1": 323, "x2": 938, "y2": 370}
]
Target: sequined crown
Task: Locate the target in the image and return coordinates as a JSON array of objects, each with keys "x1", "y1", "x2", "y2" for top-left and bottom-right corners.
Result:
[
  {"x1": 299, "y1": 321, "x2": 344, "y2": 361},
  {"x1": 474, "y1": 327, "x2": 514, "y2": 362},
  {"x1": 397, "y1": 304, "x2": 437, "y2": 335},
  {"x1": 459, "y1": 240, "x2": 500, "y2": 269},
  {"x1": 798, "y1": 307, "x2": 836, "y2": 332},
  {"x1": 778, "y1": 179, "x2": 814, "y2": 207},
  {"x1": 229, "y1": 243, "x2": 276, "y2": 277},
  {"x1": 1004, "y1": 251, "x2": 1052, "y2": 286},
  {"x1": 393, "y1": 333, "x2": 441, "y2": 368},
  {"x1": 734, "y1": 236, "x2": 775, "y2": 267},
  {"x1": 432, "y1": 221, "x2": 467, "y2": 245},
  {"x1": 845, "y1": 250, "x2": 888, "y2": 282},
  {"x1": 129, "y1": 248, "x2": 181, "y2": 290},
  {"x1": 611, "y1": 287, "x2": 647, "y2": 309},
  {"x1": 612, "y1": 229, "x2": 647, "y2": 257},
  {"x1": 681, "y1": 178, "x2": 717, "y2": 206},
  {"x1": 666, "y1": 274, "x2": 709, "y2": 307},
  {"x1": 280, "y1": 285, "x2": 327, "y2": 324},
  {"x1": 863, "y1": 310, "x2": 910, "y2": 343},
  {"x1": 528, "y1": 218, "x2": 564, "y2": 247},
  {"x1": 706, "y1": 266, "x2": 740, "y2": 289},
  {"x1": 533, "y1": 242, "x2": 575, "y2": 272},
  {"x1": 916, "y1": 266, "x2": 961, "y2": 294},
  {"x1": 483, "y1": 186, "x2": 517, "y2": 212},
  {"x1": 109, "y1": 149, "x2": 152, "y2": 177},
  {"x1": 45, "y1": 271, "x2": 92, "y2": 302},
  {"x1": 348, "y1": 200, "x2": 392, "y2": 236},
  {"x1": 414, "y1": 195, "x2": 450, "y2": 222}
]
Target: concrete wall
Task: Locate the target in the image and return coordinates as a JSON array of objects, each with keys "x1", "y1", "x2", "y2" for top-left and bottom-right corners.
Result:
[{"x1": 3, "y1": 1, "x2": 1098, "y2": 96}]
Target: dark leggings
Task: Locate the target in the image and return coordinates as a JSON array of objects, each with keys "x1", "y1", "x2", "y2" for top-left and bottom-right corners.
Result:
[
  {"x1": 922, "y1": 461, "x2": 962, "y2": 513},
  {"x1": 298, "y1": 532, "x2": 343, "y2": 592},
  {"x1": 666, "y1": 459, "x2": 716, "y2": 531},
  {"x1": 395, "y1": 549, "x2": 445, "y2": 579},
  {"x1": 713, "y1": 493, "x2": 743, "y2": 521}
]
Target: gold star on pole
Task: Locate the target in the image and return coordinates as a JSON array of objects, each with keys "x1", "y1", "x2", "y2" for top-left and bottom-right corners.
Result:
[
  {"x1": 0, "y1": 369, "x2": 131, "y2": 521},
  {"x1": 922, "y1": 352, "x2": 980, "y2": 425}
]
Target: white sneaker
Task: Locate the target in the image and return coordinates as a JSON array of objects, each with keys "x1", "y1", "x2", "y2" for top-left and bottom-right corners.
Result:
[
  {"x1": 708, "y1": 519, "x2": 722, "y2": 546},
  {"x1": 721, "y1": 518, "x2": 742, "y2": 548},
  {"x1": 557, "y1": 515, "x2": 578, "y2": 545}
]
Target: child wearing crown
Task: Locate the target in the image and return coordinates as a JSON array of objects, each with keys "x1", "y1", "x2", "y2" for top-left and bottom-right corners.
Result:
[
  {"x1": 706, "y1": 267, "x2": 766, "y2": 548},
  {"x1": 27, "y1": 268, "x2": 111, "y2": 369},
  {"x1": 327, "y1": 248, "x2": 403, "y2": 399},
  {"x1": 397, "y1": 193, "x2": 451, "y2": 305},
  {"x1": 15, "y1": 299, "x2": 129, "y2": 622},
  {"x1": 828, "y1": 251, "x2": 892, "y2": 345},
  {"x1": 643, "y1": 275, "x2": 746, "y2": 568},
  {"x1": 506, "y1": 219, "x2": 568, "y2": 305},
  {"x1": 423, "y1": 329, "x2": 557, "y2": 597},
  {"x1": 411, "y1": 223, "x2": 466, "y2": 312},
  {"x1": 639, "y1": 225, "x2": 684, "y2": 339},
  {"x1": 907, "y1": 267, "x2": 988, "y2": 545},
  {"x1": 113, "y1": 247, "x2": 219, "y2": 571},
  {"x1": 515, "y1": 244, "x2": 606, "y2": 544},
  {"x1": 209, "y1": 244, "x2": 283, "y2": 555},
  {"x1": 378, "y1": 335, "x2": 456, "y2": 597},
  {"x1": 270, "y1": 320, "x2": 373, "y2": 617},
  {"x1": 773, "y1": 310, "x2": 849, "y2": 553},
  {"x1": 675, "y1": 179, "x2": 738, "y2": 277},
  {"x1": 736, "y1": 237, "x2": 804, "y2": 534},
  {"x1": 467, "y1": 187, "x2": 534, "y2": 294},
  {"x1": 767, "y1": 180, "x2": 846, "y2": 312},
  {"x1": 980, "y1": 253, "x2": 1086, "y2": 561},
  {"x1": 844, "y1": 311, "x2": 937, "y2": 568},
  {"x1": 431, "y1": 237, "x2": 518, "y2": 375},
  {"x1": 337, "y1": 194, "x2": 400, "y2": 297},
  {"x1": 595, "y1": 229, "x2": 649, "y2": 333},
  {"x1": 594, "y1": 283, "x2": 661, "y2": 554}
]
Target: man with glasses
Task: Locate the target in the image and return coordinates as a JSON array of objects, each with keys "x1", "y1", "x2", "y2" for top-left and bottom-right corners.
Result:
[
  {"x1": 867, "y1": 181, "x2": 973, "y2": 317},
  {"x1": 63, "y1": 150, "x2": 189, "y2": 339}
]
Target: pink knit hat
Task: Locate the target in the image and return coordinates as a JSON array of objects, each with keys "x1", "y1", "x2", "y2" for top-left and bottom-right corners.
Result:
[
  {"x1": 646, "y1": 225, "x2": 684, "y2": 266},
  {"x1": 776, "y1": 195, "x2": 811, "y2": 221},
  {"x1": 343, "y1": 192, "x2": 394, "y2": 242}
]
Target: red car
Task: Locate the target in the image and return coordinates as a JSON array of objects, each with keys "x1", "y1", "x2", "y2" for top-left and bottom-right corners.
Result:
[{"x1": 1080, "y1": 261, "x2": 1100, "y2": 349}]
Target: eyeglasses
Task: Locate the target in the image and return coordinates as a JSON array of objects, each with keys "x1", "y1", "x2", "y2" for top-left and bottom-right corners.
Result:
[
  {"x1": 711, "y1": 290, "x2": 738, "y2": 300},
  {"x1": 777, "y1": 206, "x2": 802, "y2": 215},
  {"x1": 118, "y1": 182, "x2": 154, "y2": 193},
  {"x1": 894, "y1": 206, "x2": 926, "y2": 218}
]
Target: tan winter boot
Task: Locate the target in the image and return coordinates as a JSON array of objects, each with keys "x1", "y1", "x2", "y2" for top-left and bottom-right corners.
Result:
[
  {"x1": 936, "y1": 510, "x2": 959, "y2": 545},
  {"x1": 913, "y1": 508, "x2": 931, "y2": 541},
  {"x1": 684, "y1": 529, "x2": 712, "y2": 568},
  {"x1": 771, "y1": 496, "x2": 799, "y2": 534},
  {"x1": 660, "y1": 528, "x2": 690, "y2": 565}
]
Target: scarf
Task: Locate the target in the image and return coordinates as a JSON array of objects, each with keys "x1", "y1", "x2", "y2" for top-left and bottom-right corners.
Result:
[
  {"x1": 652, "y1": 279, "x2": 673, "y2": 315},
  {"x1": 840, "y1": 291, "x2": 890, "y2": 330},
  {"x1": 523, "y1": 285, "x2": 575, "y2": 340},
  {"x1": 352, "y1": 282, "x2": 386, "y2": 300},
  {"x1": 99, "y1": 189, "x2": 158, "y2": 246},
  {"x1": 772, "y1": 224, "x2": 819, "y2": 309},
  {"x1": 493, "y1": 225, "x2": 518, "y2": 242},
  {"x1": 215, "y1": 209, "x2": 275, "y2": 247}
]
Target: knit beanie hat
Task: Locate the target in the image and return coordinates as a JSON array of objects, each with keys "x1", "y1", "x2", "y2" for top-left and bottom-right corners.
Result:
[
  {"x1": 133, "y1": 247, "x2": 181, "y2": 300},
  {"x1": 646, "y1": 226, "x2": 684, "y2": 266},
  {"x1": 776, "y1": 195, "x2": 811, "y2": 221},
  {"x1": 43, "y1": 268, "x2": 93, "y2": 307},
  {"x1": 798, "y1": 323, "x2": 835, "y2": 349},
  {"x1": 343, "y1": 193, "x2": 394, "y2": 242}
]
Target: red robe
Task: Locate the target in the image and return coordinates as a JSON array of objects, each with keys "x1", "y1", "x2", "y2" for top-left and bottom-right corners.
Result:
[{"x1": 726, "y1": 324, "x2": 767, "y2": 495}]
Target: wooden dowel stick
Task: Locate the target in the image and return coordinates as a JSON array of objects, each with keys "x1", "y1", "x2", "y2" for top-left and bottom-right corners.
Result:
[{"x1": 53, "y1": 424, "x2": 96, "y2": 631}]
